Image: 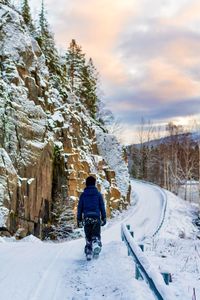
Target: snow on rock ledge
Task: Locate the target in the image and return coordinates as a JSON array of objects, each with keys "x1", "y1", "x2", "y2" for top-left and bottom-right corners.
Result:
[
  {"x1": 96, "y1": 131, "x2": 130, "y2": 199},
  {"x1": 0, "y1": 148, "x2": 17, "y2": 227}
]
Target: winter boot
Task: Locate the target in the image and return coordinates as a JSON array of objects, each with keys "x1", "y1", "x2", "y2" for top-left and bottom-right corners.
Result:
[
  {"x1": 92, "y1": 237, "x2": 101, "y2": 259},
  {"x1": 85, "y1": 240, "x2": 92, "y2": 261}
]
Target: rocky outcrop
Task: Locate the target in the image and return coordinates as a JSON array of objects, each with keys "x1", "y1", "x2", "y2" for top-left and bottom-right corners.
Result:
[{"x1": 0, "y1": 3, "x2": 131, "y2": 239}]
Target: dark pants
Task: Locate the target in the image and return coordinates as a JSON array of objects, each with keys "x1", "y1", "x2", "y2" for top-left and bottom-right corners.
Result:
[{"x1": 84, "y1": 218, "x2": 101, "y2": 254}]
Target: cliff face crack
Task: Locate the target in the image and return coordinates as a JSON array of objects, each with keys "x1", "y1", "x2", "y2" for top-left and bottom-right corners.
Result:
[
  {"x1": 1, "y1": 110, "x2": 6, "y2": 148},
  {"x1": 0, "y1": 152, "x2": 12, "y2": 209},
  {"x1": 42, "y1": 119, "x2": 48, "y2": 142},
  {"x1": 1, "y1": 95, "x2": 9, "y2": 149},
  {"x1": 14, "y1": 124, "x2": 23, "y2": 166}
]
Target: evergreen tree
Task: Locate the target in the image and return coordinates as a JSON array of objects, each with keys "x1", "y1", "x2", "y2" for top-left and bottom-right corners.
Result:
[
  {"x1": 21, "y1": 0, "x2": 35, "y2": 33},
  {"x1": 65, "y1": 39, "x2": 85, "y2": 92},
  {"x1": 65, "y1": 40, "x2": 99, "y2": 118},
  {"x1": 79, "y1": 58, "x2": 98, "y2": 118},
  {"x1": 0, "y1": 0, "x2": 10, "y2": 5},
  {"x1": 38, "y1": 0, "x2": 47, "y2": 35},
  {"x1": 37, "y1": 0, "x2": 58, "y2": 73},
  {"x1": 37, "y1": 0, "x2": 66, "y2": 91}
]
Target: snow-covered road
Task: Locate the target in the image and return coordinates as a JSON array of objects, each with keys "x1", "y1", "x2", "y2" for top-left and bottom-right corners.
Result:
[
  {"x1": 0, "y1": 180, "x2": 166, "y2": 300},
  {"x1": 128, "y1": 180, "x2": 166, "y2": 240}
]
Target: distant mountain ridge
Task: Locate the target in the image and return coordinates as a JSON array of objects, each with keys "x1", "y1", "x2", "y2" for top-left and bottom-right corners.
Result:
[{"x1": 130, "y1": 131, "x2": 200, "y2": 148}]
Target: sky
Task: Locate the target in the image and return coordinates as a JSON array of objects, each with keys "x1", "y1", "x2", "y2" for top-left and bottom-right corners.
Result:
[{"x1": 26, "y1": 0, "x2": 200, "y2": 144}]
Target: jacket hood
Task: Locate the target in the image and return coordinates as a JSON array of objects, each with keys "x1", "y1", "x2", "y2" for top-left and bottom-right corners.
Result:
[{"x1": 84, "y1": 186, "x2": 98, "y2": 195}]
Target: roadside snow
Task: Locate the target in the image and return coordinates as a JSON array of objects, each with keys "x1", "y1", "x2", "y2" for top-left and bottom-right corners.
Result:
[
  {"x1": 20, "y1": 235, "x2": 42, "y2": 243},
  {"x1": 96, "y1": 131, "x2": 130, "y2": 197},
  {"x1": 143, "y1": 188, "x2": 200, "y2": 300},
  {"x1": 159, "y1": 190, "x2": 198, "y2": 239},
  {"x1": 0, "y1": 236, "x2": 6, "y2": 243}
]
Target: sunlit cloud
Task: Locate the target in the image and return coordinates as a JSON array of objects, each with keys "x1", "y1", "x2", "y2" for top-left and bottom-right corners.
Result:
[{"x1": 28, "y1": 0, "x2": 200, "y2": 143}]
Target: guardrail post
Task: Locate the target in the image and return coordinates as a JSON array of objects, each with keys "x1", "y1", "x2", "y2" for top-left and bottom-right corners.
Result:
[
  {"x1": 121, "y1": 227, "x2": 124, "y2": 241},
  {"x1": 135, "y1": 265, "x2": 142, "y2": 280},
  {"x1": 192, "y1": 288, "x2": 197, "y2": 300},
  {"x1": 161, "y1": 272, "x2": 171, "y2": 285},
  {"x1": 139, "y1": 244, "x2": 144, "y2": 251},
  {"x1": 121, "y1": 222, "x2": 173, "y2": 299}
]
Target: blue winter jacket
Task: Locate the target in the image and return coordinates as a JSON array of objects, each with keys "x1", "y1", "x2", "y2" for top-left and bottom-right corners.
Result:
[{"x1": 77, "y1": 186, "x2": 106, "y2": 221}]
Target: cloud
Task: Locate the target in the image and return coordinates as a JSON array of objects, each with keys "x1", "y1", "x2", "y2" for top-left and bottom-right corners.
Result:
[
  {"x1": 29, "y1": 0, "x2": 200, "y2": 143},
  {"x1": 111, "y1": 94, "x2": 200, "y2": 124}
]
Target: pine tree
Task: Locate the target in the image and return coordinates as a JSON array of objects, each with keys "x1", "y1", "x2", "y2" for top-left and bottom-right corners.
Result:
[
  {"x1": 21, "y1": 0, "x2": 35, "y2": 33},
  {"x1": 65, "y1": 40, "x2": 99, "y2": 118},
  {"x1": 37, "y1": 0, "x2": 58, "y2": 73},
  {"x1": 38, "y1": 0, "x2": 47, "y2": 35},
  {"x1": 79, "y1": 58, "x2": 99, "y2": 118},
  {"x1": 65, "y1": 39, "x2": 85, "y2": 93},
  {"x1": 0, "y1": 0, "x2": 10, "y2": 5},
  {"x1": 37, "y1": 0, "x2": 65, "y2": 91}
]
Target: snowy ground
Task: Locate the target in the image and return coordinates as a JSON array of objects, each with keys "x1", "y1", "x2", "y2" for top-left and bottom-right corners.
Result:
[
  {"x1": 143, "y1": 189, "x2": 200, "y2": 300},
  {"x1": 0, "y1": 180, "x2": 199, "y2": 300}
]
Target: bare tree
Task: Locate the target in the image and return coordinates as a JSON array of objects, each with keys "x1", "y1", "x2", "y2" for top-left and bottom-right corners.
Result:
[
  {"x1": 136, "y1": 118, "x2": 155, "y2": 180},
  {"x1": 165, "y1": 122, "x2": 184, "y2": 194},
  {"x1": 192, "y1": 119, "x2": 200, "y2": 207}
]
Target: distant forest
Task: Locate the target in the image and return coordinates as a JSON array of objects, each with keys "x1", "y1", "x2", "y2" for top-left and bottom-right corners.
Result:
[{"x1": 128, "y1": 120, "x2": 200, "y2": 202}]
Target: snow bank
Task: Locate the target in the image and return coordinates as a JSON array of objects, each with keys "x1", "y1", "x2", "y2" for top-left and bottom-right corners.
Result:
[
  {"x1": 143, "y1": 187, "x2": 200, "y2": 299},
  {"x1": 158, "y1": 190, "x2": 198, "y2": 239},
  {"x1": 96, "y1": 131, "x2": 130, "y2": 197},
  {"x1": 0, "y1": 236, "x2": 6, "y2": 243},
  {"x1": 0, "y1": 236, "x2": 16, "y2": 243},
  {"x1": 20, "y1": 234, "x2": 42, "y2": 243},
  {"x1": 122, "y1": 223, "x2": 175, "y2": 300}
]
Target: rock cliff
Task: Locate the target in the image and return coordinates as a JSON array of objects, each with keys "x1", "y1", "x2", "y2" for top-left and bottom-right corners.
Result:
[{"x1": 0, "y1": 3, "x2": 131, "y2": 238}]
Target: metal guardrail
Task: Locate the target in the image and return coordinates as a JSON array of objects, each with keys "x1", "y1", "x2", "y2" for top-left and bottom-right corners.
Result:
[{"x1": 121, "y1": 223, "x2": 173, "y2": 300}]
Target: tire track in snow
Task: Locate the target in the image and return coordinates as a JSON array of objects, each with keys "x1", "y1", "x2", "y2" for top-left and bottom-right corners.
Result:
[
  {"x1": 130, "y1": 180, "x2": 168, "y2": 240},
  {"x1": 29, "y1": 244, "x2": 67, "y2": 300}
]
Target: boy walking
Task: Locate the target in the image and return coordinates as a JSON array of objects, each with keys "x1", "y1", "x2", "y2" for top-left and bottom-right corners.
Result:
[{"x1": 77, "y1": 176, "x2": 106, "y2": 260}]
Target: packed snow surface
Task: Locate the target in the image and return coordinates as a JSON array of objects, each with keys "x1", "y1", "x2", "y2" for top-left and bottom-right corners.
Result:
[
  {"x1": 0, "y1": 180, "x2": 199, "y2": 299},
  {"x1": 144, "y1": 189, "x2": 200, "y2": 300}
]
